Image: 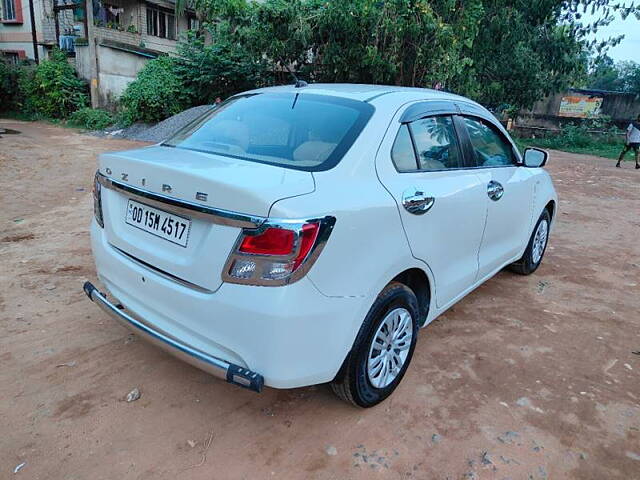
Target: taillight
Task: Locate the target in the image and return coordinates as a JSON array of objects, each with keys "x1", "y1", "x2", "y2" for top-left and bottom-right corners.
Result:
[
  {"x1": 239, "y1": 228, "x2": 295, "y2": 256},
  {"x1": 224, "y1": 217, "x2": 335, "y2": 286},
  {"x1": 93, "y1": 171, "x2": 104, "y2": 228}
]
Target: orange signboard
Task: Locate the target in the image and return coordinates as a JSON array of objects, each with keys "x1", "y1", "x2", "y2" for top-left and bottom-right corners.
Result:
[{"x1": 558, "y1": 94, "x2": 603, "y2": 118}]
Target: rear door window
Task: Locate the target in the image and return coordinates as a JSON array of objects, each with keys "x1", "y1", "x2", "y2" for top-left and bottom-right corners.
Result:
[
  {"x1": 410, "y1": 116, "x2": 462, "y2": 171},
  {"x1": 391, "y1": 115, "x2": 462, "y2": 172},
  {"x1": 391, "y1": 124, "x2": 418, "y2": 171}
]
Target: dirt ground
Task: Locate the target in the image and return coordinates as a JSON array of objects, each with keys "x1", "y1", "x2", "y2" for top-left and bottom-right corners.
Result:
[{"x1": 1, "y1": 120, "x2": 639, "y2": 480}]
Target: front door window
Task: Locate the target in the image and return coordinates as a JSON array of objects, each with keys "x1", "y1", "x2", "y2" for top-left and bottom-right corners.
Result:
[{"x1": 462, "y1": 117, "x2": 515, "y2": 167}]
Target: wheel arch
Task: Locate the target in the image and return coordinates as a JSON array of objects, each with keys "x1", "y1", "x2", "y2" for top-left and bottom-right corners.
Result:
[
  {"x1": 544, "y1": 199, "x2": 556, "y2": 222},
  {"x1": 391, "y1": 267, "x2": 432, "y2": 326}
]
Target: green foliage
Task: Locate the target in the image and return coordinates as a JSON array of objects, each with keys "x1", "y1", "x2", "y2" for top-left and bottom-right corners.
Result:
[
  {"x1": 308, "y1": 0, "x2": 483, "y2": 87},
  {"x1": 169, "y1": 0, "x2": 637, "y2": 111},
  {"x1": 244, "y1": 0, "x2": 315, "y2": 73},
  {"x1": 587, "y1": 56, "x2": 640, "y2": 94},
  {"x1": 119, "y1": 55, "x2": 186, "y2": 125},
  {"x1": 0, "y1": 58, "x2": 37, "y2": 113},
  {"x1": 67, "y1": 107, "x2": 114, "y2": 130},
  {"x1": 0, "y1": 59, "x2": 20, "y2": 112},
  {"x1": 173, "y1": 0, "x2": 484, "y2": 99},
  {"x1": 464, "y1": 5, "x2": 590, "y2": 109},
  {"x1": 517, "y1": 116, "x2": 623, "y2": 159},
  {"x1": 21, "y1": 48, "x2": 88, "y2": 118},
  {"x1": 175, "y1": 29, "x2": 270, "y2": 105}
]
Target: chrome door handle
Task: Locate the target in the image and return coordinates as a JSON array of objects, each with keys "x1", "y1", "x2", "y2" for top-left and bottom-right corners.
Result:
[
  {"x1": 487, "y1": 181, "x2": 504, "y2": 201},
  {"x1": 402, "y1": 189, "x2": 435, "y2": 215}
]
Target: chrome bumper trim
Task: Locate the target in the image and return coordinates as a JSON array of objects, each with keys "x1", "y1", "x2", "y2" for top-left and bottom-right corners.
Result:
[
  {"x1": 82, "y1": 281, "x2": 264, "y2": 393},
  {"x1": 96, "y1": 172, "x2": 265, "y2": 229}
]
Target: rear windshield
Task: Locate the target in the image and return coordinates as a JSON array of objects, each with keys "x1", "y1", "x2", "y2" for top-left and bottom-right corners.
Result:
[{"x1": 163, "y1": 93, "x2": 374, "y2": 171}]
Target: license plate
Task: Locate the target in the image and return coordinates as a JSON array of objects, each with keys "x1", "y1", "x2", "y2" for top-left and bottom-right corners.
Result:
[{"x1": 125, "y1": 200, "x2": 191, "y2": 247}]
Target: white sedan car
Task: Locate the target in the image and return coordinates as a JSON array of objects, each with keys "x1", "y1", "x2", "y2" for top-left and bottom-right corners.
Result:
[{"x1": 84, "y1": 84, "x2": 557, "y2": 407}]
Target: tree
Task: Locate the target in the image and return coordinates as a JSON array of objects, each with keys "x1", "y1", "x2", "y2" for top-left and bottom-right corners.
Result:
[
  {"x1": 619, "y1": 61, "x2": 640, "y2": 94},
  {"x1": 588, "y1": 55, "x2": 625, "y2": 91},
  {"x1": 171, "y1": 0, "x2": 640, "y2": 111},
  {"x1": 307, "y1": 0, "x2": 483, "y2": 87},
  {"x1": 175, "y1": 28, "x2": 271, "y2": 104},
  {"x1": 587, "y1": 56, "x2": 640, "y2": 93},
  {"x1": 462, "y1": 2, "x2": 592, "y2": 109}
]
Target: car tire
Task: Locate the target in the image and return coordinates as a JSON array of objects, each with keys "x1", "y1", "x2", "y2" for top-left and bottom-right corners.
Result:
[
  {"x1": 331, "y1": 282, "x2": 419, "y2": 408},
  {"x1": 508, "y1": 209, "x2": 551, "y2": 275}
]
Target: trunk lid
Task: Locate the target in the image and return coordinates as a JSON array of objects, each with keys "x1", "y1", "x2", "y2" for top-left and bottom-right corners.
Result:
[{"x1": 98, "y1": 146, "x2": 315, "y2": 291}]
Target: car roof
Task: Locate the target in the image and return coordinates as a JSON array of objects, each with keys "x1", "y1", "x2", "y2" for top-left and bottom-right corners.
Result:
[{"x1": 246, "y1": 83, "x2": 475, "y2": 107}]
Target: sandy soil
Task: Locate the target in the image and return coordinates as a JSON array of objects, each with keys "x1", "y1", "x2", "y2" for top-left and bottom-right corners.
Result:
[{"x1": 1, "y1": 120, "x2": 639, "y2": 480}]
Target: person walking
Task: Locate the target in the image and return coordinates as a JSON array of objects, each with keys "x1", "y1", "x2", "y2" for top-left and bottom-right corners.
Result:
[{"x1": 616, "y1": 114, "x2": 640, "y2": 169}]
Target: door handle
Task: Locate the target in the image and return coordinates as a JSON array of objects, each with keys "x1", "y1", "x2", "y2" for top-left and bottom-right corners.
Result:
[
  {"x1": 402, "y1": 189, "x2": 435, "y2": 215},
  {"x1": 487, "y1": 180, "x2": 504, "y2": 201}
]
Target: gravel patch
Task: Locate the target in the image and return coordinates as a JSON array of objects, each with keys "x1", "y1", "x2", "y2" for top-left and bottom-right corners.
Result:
[
  {"x1": 90, "y1": 104, "x2": 213, "y2": 143},
  {"x1": 131, "y1": 105, "x2": 213, "y2": 143},
  {"x1": 90, "y1": 122, "x2": 151, "y2": 140}
]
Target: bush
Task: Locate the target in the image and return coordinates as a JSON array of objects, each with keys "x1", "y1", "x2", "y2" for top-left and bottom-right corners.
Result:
[
  {"x1": 0, "y1": 59, "x2": 17, "y2": 111},
  {"x1": 119, "y1": 55, "x2": 185, "y2": 125},
  {"x1": 548, "y1": 117, "x2": 621, "y2": 149},
  {"x1": 68, "y1": 107, "x2": 114, "y2": 130},
  {"x1": 0, "y1": 58, "x2": 32, "y2": 112},
  {"x1": 175, "y1": 29, "x2": 270, "y2": 106},
  {"x1": 22, "y1": 48, "x2": 88, "y2": 118},
  {"x1": 516, "y1": 116, "x2": 623, "y2": 159}
]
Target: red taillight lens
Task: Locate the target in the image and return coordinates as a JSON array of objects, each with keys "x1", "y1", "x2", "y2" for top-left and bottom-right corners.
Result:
[
  {"x1": 239, "y1": 227, "x2": 295, "y2": 256},
  {"x1": 226, "y1": 218, "x2": 332, "y2": 286},
  {"x1": 293, "y1": 223, "x2": 320, "y2": 269}
]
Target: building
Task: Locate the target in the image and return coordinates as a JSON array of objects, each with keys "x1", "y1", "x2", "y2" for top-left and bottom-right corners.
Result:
[
  {"x1": 516, "y1": 88, "x2": 640, "y2": 136},
  {"x1": 1, "y1": 0, "x2": 48, "y2": 61},
  {"x1": 1, "y1": 0, "x2": 196, "y2": 107},
  {"x1": 76, "y1": 0, "x2": 197, "y2": 107}
]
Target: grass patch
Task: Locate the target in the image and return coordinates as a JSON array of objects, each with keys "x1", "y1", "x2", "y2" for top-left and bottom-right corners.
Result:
[
  {"x1": 0, "y1": 110, "x2": 48, "y2": 122},
  {"x1": 513, "y1": 120, "x2": 628, "y2": 161},
  {"x1": 515, "y1": 137, "x2": 624, "y2": 160},
  {"x1": 67, "y1": 108, "x2": 113, "y2": 130},
  {"x1": 2, "y1": 108, "x2": 115, "y2": 131}
]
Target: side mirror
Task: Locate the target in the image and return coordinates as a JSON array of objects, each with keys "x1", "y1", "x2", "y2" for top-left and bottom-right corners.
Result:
[{"x1": 523, "y1": 147, "x2": 548, "y2": 168}]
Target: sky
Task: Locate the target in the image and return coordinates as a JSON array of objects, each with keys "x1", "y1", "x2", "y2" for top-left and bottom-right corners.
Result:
[{"x1": 582, "y1": 10, "x2": 640, "y2": 63}]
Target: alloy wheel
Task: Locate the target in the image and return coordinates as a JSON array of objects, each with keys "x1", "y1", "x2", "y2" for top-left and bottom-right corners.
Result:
[
  {"x1": 367, "y1": 307, "x2": 413, "y2": 389},
  {"x1": 531, "y1": 219, "x2": 549, "y2": 264}
]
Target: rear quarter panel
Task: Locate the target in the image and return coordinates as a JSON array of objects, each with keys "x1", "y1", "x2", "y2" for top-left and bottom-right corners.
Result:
[
  {"x1": 269, "y1": 172, "x2": 422, "y2": 300},
  {"x1": 268, "y1": 99, "x2": 425, "y2": 301}
]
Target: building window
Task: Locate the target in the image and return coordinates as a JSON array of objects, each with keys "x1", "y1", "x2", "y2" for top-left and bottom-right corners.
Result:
[
  {"x1": 2, "y1": 0, "x2": 17, "y2": 21},
  {"x1": 187, "y1": 15, "x2": 199, "y2": 31},
  {"x1": 105, "y1": 3, "x2": 123, "y2": 26},
  {"x1": 1, "y1": 50, "x2": 25, "y2": 63},
  {"x1": 2, "y1": 51, "x2": 20, "y2": 64},
  {"x1": 146, "y1": 6, "x2": 175, "y2": 40}
]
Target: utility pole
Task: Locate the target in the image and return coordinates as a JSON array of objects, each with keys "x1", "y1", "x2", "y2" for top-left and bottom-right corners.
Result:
[
  {"x1": 86, "y1": 0, "x2": 99, "y2": 107},
  {"x1": 28, "y1": 0, "x2": 39, "y2": 63}
]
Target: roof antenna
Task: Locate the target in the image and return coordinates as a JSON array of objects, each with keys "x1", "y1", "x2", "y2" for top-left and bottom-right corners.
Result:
[{"x1": 282, "y1": 61, "x2": 308, "y2": 88}]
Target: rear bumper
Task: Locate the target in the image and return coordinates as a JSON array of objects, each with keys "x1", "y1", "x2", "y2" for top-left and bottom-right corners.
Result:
[
  {"x1": 89, "y1": 220, "x2": 367, "y2": 388},
  {"x1": 82, "y1": 281, "x2": 264, "y2": 392}
]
